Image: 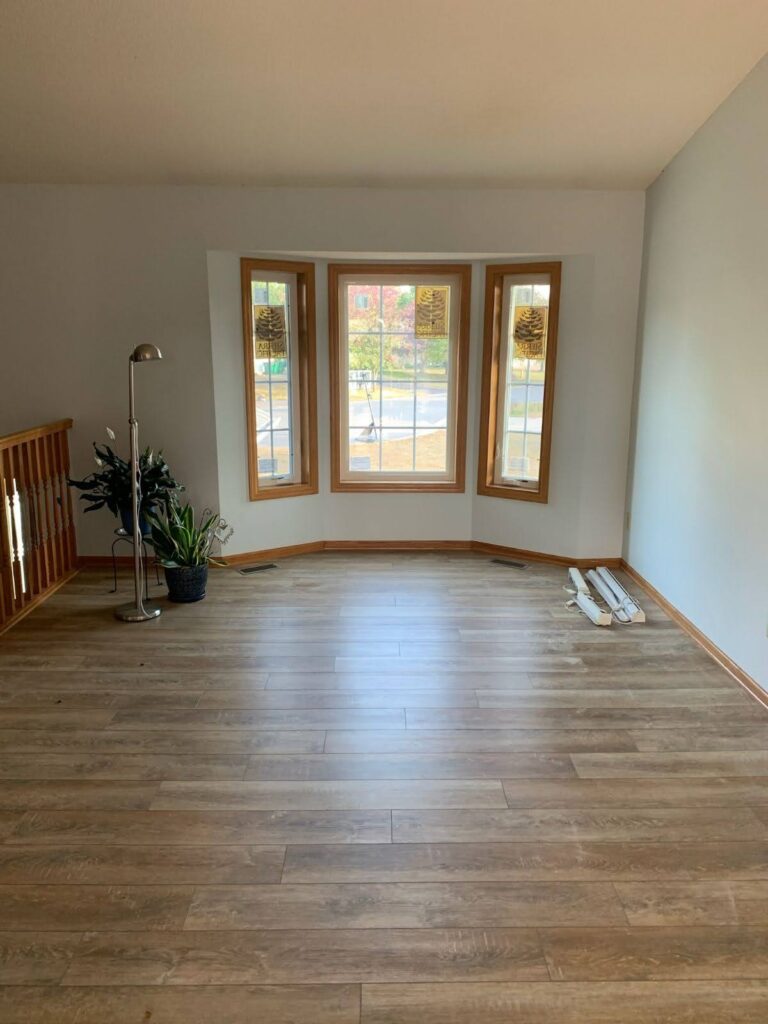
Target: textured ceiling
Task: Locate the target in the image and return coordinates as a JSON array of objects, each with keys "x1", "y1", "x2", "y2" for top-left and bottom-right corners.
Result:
[{"x1": 1, "y1": 0, "x2": 767, "y2": 188}]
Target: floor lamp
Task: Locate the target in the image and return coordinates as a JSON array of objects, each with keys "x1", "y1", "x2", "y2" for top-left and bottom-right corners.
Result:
[{"x1": 115, "y1": 343, "x2": 163, "y2": 623}]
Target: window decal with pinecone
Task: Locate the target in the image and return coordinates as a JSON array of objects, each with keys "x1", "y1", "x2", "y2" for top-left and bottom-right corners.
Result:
[
  {"x1": 253, "y1": 304, "x2": 287, "y2": 358},
  {"x1": 513, "y1": 305, "x2": 548, "y2": 360},
  {"x1": 415, "y1": 285, "x2": 449, "y2": 338}
]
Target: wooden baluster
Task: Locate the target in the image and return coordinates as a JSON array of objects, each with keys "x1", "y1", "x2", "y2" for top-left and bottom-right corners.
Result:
[
  {"x1": 56, "y1": 431, "x2": 71, "y2": 573},
  {"x1": 3, "y1": 449, "x2": 21, "y2": 611},
  {"x1": 0, "y1": 448, "x2": 14, "y2": 625},
  {"x1": 20, "y1": 439, "x2": 44, "y2": 597},
  {"x1": 46, "y1": 432, "x2": 65, "y2": 580},
  {"x1": 58, "y1": 429, "x2": 77, "y2": 573},
  {"x1": 31, "y1": 436, "x2": 52, "y2": 592},
  {"x1": 39, "y1": 435, "x2": 60, "y2": 583},
  {"x1": 29, "y1": 437, "x2": 46, "y2": 596},
  {"x1": 9, "y1": 443, "x2": 33, "y2": 601},
  {"x1": 52, "y1": 429, "x2": 74, "y2": 573},
  {"x1": 0, "y1": 448, "x2": 24, "y2": 612}
]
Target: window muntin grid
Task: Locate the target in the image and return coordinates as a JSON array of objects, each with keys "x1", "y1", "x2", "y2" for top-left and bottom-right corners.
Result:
[
  {"x1": 247, "y1": 272, "x2": 302, "y2": 487},
  {"x1": 337, "y1": 274, "x2": 460, "y2": 483},
  {"x1": 494, "y1": 275, "x2": 551, "y2": 488}
]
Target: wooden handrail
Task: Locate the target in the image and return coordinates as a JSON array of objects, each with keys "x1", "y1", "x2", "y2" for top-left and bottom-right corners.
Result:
[
  {"x1": 0, "y1": 419, "x2": 74, "y2": 452},
  {"x1": 0, "y1": 419, "x2": 77, "y2": 633}
]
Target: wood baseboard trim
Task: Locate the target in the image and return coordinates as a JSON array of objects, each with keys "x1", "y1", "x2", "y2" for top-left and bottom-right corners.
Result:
[
  {"x1": 0, "y1": 569, "x2": 80, "y2": 636},
  {"x1": 324, "y1": 540, "x2": 473, "y2": 552},
  {"x1": 223, "y1": 542, "x2": 325, "y2": 566},
  {"x1": 82, "y1": 540, "x2": 626, "y2": 573},
  {"x1": 79, "y1": 555, "x2": 133, "y2": 567},
  {"x1": 218, "y1": 539, "x2": 620, "y2": 568},
  {"x1": 472, "y1": 542, "x2": 621, "y2": 569},
  {"x1": 81, "y1": 542, "x2": 327, "y2": 569},
  {"x1": 82, "y1": 540, "x2": 623, "y2": 573},
  {"x1": 620, "y1": 559, "x2": 768, "y2": 712}
]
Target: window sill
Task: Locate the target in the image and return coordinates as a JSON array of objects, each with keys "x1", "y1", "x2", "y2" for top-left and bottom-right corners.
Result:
[
  {"x1": 332, "y1": 479, "x2": 464, "y2": 494},
  {"x1": 477, "y1": 479, "x2": 549, "y2": 503},
  {"x1": 248, "y1": 482, "x2": 319, "y2": 501}
]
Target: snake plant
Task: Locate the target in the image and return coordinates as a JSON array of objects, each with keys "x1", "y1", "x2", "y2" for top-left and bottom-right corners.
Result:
[{"x1": 145, "y1": 500, "x2": 233, "y2": 567}]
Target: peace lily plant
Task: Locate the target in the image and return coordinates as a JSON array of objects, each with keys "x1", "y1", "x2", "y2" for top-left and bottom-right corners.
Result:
[{"x1": 68, "y1": 427, "x2": 181, "y2": 535}]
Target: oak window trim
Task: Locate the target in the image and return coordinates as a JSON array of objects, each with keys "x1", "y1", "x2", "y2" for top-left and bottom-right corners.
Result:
[
  {"x1": 328, "y1": 262, "x2": 471, "y2": 493},
  {"x1": 477, "y1": 261, "x2": 561, "y2": 504},
  {"x1": 240, "y1": 257, "x2": 318, "y2": 501}
]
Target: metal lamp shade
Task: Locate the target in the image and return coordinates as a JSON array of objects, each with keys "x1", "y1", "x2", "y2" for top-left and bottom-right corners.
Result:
[{"x1": 130, "y1": 344, "x2": 163, "y2": 363}]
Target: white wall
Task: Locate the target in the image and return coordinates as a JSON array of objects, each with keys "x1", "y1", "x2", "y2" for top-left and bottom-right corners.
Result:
[
  {"x1": 0, "y1": 186, "x2": 644, "y2": 557},
  {"x1": 625, "y1": 56, "x2": 768, "y2": 688}
]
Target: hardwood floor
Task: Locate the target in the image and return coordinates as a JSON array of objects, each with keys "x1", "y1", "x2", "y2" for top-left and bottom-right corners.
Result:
[{"x1": 0, "y1": 551, "x2": 767, "y2": 1022}]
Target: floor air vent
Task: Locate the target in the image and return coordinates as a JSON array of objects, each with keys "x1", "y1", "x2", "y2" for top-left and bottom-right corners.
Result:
[
  {"x1": 239, "y1": 563, "x2": 278, "y2": 575},
  {"x1": 490, "y1": 558, "x2": 528, "y2": 569}
]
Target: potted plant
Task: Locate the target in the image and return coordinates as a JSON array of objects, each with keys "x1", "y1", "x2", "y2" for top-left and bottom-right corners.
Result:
[
  {"x1": 68, "y1": 428, "x2": 181, "y2": 536},
  {"x1": 146, "y1": 500, "x2": 233, "y2": 602}
]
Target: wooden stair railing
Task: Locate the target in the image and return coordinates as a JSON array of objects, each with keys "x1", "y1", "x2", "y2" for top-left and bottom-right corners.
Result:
[{"x1": 0, "y1": 419, "x2": 78, "y2": 634}]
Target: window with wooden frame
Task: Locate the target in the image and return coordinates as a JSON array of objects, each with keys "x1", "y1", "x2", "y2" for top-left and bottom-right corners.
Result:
[
  {"x1": 478, "y1": 262, "x2": 561, "y2": 502},
  {"x1": 328, "y1": 263, "x2": 471, "y2": 492},
  {"x1": 240, "y1": 258, "x2": 318, "y2": 500}
]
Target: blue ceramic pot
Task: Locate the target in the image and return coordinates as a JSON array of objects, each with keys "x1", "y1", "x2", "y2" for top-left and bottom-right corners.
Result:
[
  {"x1": 164, "y1": 564, "x2": 208, "y2": 603},
  {"x1": 119, "y1": 506, "x2": 151, "y2": 537}
]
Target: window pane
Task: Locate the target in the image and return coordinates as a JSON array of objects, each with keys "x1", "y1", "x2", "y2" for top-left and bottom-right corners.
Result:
[
  {"x1": 380, "y1": 382, "x2": 414, "y2": 427},
  {"x1": 503, "y1": 431, "x2": 525, "y2": 478},
  {"x1": 348, "y1": 381, "x2": 375, "y2": 433},
  {"x1": 523, "y1": 383, "x2": 544, "y2": 433},
  {"x1": 246, "y1": 269, "x2": 302, "y2": 489},
  {"x1": 380, "y1": 334, "x2": 414, "y2": 377},
  {"x1": 347, "y1": 285, "x2": 380, "y2": 332},
  {"x1": 415, "y1": 428, "x2": 448, "y2": 472},
  {"x1": 256, "y1": 361, "x2": 288, "y2": 383},
  {"x1": 270, "y1": 430, "x2": 292, "y2": 477},
  {"x1": 494, "y1": 273, "x2": 552, "y2": 488},
  {"x1": 268, "y1": 281, "x2": 287, "y2": 305},
  {"x1": 504, "y1": 383, "x2": 544, "y2": 433},
  {"x1": 417, "y1": 336, "x2": 449, "y2": 378},
  {"x1": 525, "y1": 433, "x2": 542, "y2": 479},
  {"x1": 381, "y1": 285, "x2": 415, "y2": 332},
  {"x1": 504, "y1": 382, "x2": 526, "y2": 431},
  {"x1": 380, "y1": 429, "x2": 415, "y2": 472},
  {"x1": 503, "y1": 431, "x2": 541, "y2": 482},
  {"x1": 258, "y1": 455, "x2": 278, "y2": 476},
  {"x1": 254, "y1": 380, "x2": 290, "y2": 425},
  {"x1": 348, "y1": 428, "x2": 380, "y2": 472},
  {"x1": 348, "y1": 335, "x2": 380, "y2": 375},
  {"x1": 335, "y1": 268, "x2": 466, "y2": 486},
  {"x1": 253, "y1": 381, "x2": 271, "y2": 411},
  {"x1": 416, "y1": 382, "x2": 448, "y2": 427}
]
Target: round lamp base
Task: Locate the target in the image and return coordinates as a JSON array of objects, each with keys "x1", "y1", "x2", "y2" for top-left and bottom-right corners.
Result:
[{"x1": 114, "y1": 602, "x2": 162, "y2": 623}]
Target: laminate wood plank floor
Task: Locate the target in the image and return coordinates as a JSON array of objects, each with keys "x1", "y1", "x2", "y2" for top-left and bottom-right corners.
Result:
[{"x1": 1, "y1": 552, "x2": 767, "y2": 1022}]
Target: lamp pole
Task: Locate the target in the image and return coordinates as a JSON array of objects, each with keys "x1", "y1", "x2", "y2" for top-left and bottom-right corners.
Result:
[{"x1": 115, "y1": 344, "x2": 163, "y2": 622}]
